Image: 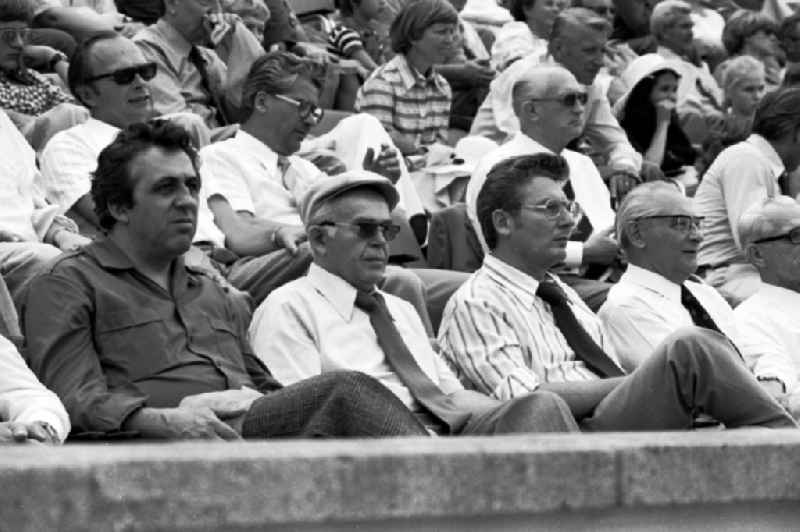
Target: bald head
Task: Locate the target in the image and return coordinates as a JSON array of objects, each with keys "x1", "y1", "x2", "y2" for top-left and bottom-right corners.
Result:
[{"x1": 511, "y1": 65, "x2": 580, "y2": 113}]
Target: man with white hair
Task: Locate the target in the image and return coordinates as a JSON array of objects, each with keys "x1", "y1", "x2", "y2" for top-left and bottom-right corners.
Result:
[
  {"x1": 466, "y1": 63, "x2": 617, "y2": 310},
  {"x1": 735, "y1": 196, "x2": 800, "y2": 417},
  {"x1": 651, "y1": 0, "x2": 724, "y2": 145},
  {"x1": 470, "y1": 7, "x2": 651, "y2": 196}
]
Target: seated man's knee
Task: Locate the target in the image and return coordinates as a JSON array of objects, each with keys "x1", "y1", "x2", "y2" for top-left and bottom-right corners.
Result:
[{"x1": 659, "y1": 326, "x2": 738, "y2": 366}]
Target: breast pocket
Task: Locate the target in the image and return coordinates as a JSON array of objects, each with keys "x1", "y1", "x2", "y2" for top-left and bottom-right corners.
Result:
[
  {"x1": 95, "y1": 309, "x2": 168, "y2": 381},
  {"x1": 206, "y1": 317, "x2": 243, "y2": 360}
]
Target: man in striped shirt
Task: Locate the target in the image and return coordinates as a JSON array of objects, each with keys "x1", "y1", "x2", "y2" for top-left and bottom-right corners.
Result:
[
  {"x1": 354, "y1": 0, "x2": 459, "y2": 155},
  {"x1": 438, "y1": 153, "x2": 797, "y2": 430}
]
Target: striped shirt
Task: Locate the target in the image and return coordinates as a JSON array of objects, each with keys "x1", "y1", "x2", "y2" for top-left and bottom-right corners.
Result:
[
  {"x1": 355, "y1": 54, "x2": 452, "y2": 150},
  {"x1": 438, "y1": 255, "x2": 622, "y2": 401}
]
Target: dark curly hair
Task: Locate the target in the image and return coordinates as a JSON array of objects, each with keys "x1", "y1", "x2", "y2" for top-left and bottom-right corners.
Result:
[{"x1": 91, "y1": 120, "x2": 199, "y2": 230}]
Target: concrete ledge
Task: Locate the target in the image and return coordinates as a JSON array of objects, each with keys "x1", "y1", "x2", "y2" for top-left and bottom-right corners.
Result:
[{"x1": 3, "y1": 430, "x2": 800, "y2": 531}]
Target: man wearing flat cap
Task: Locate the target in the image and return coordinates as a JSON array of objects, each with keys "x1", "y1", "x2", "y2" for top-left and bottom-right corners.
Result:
[
  {"x1": 735, "y1": 196, "x2": 800, "y2": 418},
  {"x1": 249, "y1": 170, "x2": 580, "y2": 435}
]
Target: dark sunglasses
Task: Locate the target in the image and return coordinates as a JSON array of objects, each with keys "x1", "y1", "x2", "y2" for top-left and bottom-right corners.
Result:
[
  {"x1": 528, "y1": 91, "x2": 589, "y2": 108},
  {"x1": 317, "y1": 221, "x2": 402, "y2": 241},
  {"x1": 753, "y1": 226, "x2": 800, "y2": 245},
  {"x1": 87, "y1": 62, "x2": 158, "y2": 85}
]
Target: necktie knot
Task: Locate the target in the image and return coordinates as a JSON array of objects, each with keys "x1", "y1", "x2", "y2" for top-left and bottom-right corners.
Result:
[
  {"x1": 536, "y1": 279, "x2": 568, "y2": 308},
  {"x1": 355, "y1": 290, "x2": 381, "y2": 313}
]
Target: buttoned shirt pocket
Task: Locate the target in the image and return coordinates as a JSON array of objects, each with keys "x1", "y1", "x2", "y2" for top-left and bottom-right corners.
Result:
[
  {"x1": 207, "y1": 317, "x2": 242, "y2": 358},
  {"x1": 95, "y1": 309, "x2": 169, "y2": 382}
]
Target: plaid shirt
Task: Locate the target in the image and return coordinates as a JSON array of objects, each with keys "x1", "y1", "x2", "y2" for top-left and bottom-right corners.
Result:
[
  {"x1": 0, "y1": 68, "x2": 73, "y2": 116},
  {"x1": 355, "y1": 54, "x2": 451, "y2": 150}
]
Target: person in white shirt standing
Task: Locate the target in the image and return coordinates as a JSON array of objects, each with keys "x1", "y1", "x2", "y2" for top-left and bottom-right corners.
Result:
[
  {"x1": 466, "y1": 63, "x2": 617, "y2": 310},
  {"x1": 735, "y1": 196, "x2": 800, "y2": 418},
  {"x1": 250, "y1": 170, "x2": 578, "y2": 435},
  {"x1": 599, "y1": 182, "x2": 755, "y2": 376}
]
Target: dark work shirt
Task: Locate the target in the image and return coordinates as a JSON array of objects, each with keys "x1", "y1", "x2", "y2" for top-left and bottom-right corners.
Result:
[{"x1": 23, "y1": 237, "x2": 281, "y2": 435}]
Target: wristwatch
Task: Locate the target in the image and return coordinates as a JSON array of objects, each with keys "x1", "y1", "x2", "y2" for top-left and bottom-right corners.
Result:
[{"x1": 48, "y1": 51, "x2": 68, "y2": 71}]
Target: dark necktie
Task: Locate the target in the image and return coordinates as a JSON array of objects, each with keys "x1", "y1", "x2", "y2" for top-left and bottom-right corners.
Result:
[
  {"x1": 536, "y1": 278, "x2": 624, "y2": 378},
  {"x1": 188, "y1": 46, "x2": 229, "y2": 126},
  {"x1": 680, "y1": 284, "x2": 722, "y2": 334},
  {"x1": 563, "y1": 180, "x2": 593, "y2": 242},
  {"x1": 354, "y1": 290, "x2": 472, "y2": 433},
  {"x1": 777, "y1": 170, "x2": 790, "y2": 196}
]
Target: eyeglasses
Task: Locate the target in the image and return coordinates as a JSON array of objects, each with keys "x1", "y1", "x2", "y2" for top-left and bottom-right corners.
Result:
[
  {"x1": 636, "y1": 215, "x2": 704, "y2": 234},
  {"x1": 274, "y1": 93, "x2": 325, "y2": 124},
  {"x1": 317, "y1": 220, "x2": 402, "y2": 241},
  {"x1": 520, "y1": 199, "x2": 581, "y2": 220},
  {"x1": 528, "y1": 91, "x2": 589, "y2": 108},
  {"x1": 0, "y1": 27, "x2": 30, "y2": 46},
  {"x1": 87, "y1": 62, "x2": 158, "y2": 85},
  {"x1": 752, "y1": 226, "x2": 800, "y2": 245}
]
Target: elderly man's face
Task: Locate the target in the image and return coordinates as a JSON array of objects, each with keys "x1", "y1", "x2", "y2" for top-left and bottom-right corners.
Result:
[
  {"x1": 312, "y1": 190, "x2": 393, "y2": 292},
  {"x1": 524, "y1": 70, "x2": 587, "y2": 147},
  {"x1": 751, "y1": 225, "x2": 800, "y2": 292},
  {"x1": 659, "y1": 12, "x2": 694, "y2": 55},
  {"x1": 0, "y1": 20, "x2": 28, "y2": 72},
  {"x1": 81, "y1": 38, "x2": 155, "y2": 128},
  {"x1": 257, "y1": 76, "x2": 321, "y2": 155},
  {"x1": 633, "y1": 191, "x2": 702, "y2": 284},
  {"x1": 170, "y1": 0, "x2": 223, "y2": 45},
  {"x1": 553, "y1": 23, "x2": 607, "y2": 84},
  {"x1": 114, "y1": 147, "x2": 200, "y2": 260}
]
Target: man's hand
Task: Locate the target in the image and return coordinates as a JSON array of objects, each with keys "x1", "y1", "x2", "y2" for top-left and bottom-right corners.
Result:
[
  {"x1": 0, "y1": 421, "x2": 58, "y2": 444},
  {"x1": 363, "y1": 144, "x2": 402, "y2": 184},
  {"x1": 126, "y1": 406, "x2": 242, "y2": 440},
  {"x1": 54, "y1": 230, "x2": 90, "y2": 251},
  {"x1": 640, "y1": 160, "x2": 665, "y2": 182},
  {"x1": 583, "y1": 227, "x2": 619, "y2": 266},
  {"x1": 0, "y1": 229, "x2": 24, "y2": 243},
  {"x1": 203, "y1": 12, "x2": 239, "y2": 46},
  {"x1": 607, "y1": 171, "x2": 639, "y2": 203},
  {"x1": 273, "y1": 225, "x2": 307, "y2": 255},
  {"x1": 22, "y1": 45, "x2": 62, "y2": 69},
  {"x1": 179, "y1": 388, "x2": 262, "y2": 420}
]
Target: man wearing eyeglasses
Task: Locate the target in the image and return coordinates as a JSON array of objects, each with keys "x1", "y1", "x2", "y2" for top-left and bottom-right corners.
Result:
[
  {"x1": 598, "y1": 182, "x2": 762, "y2": 377},
  {"x1": 734, "y1": 196, "x2": 800, "y2": 419},
  {"x1": 249, "y1": 170, "x2": 579, "y2": 435},
  {"x1": 466, "y1": 63, "x2": 617, "y2": 311},
  {"x1": 438, "y1": 153, "x2": 798, "y2": 431}
]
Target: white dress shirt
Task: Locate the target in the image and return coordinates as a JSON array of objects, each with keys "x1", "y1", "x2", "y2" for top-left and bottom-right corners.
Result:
[
  {"x1": 599, "y1": 264, "x2": 743, "y2": 372},
  {"x1": 734, "y1": 283, "x2": 800, "y2": 394},
  {"x1": 490, "y1": 21, "x2": 548, "y2": 71},
  {"x1": 438, "y1": 255, "x2": 622, "y2": 401},
  {"x1": 469, "y1": 53, "x2": 642, "y2": 175},
  {"x1": 200, "y1": 129, "x2": 326, "y2": 227},
  {"x1": 40, "y1": 118, "x2": 118, "y2": 214},
  {"x1": 249, "y1": 263, "x2": 464, "y2": 410},
  {"x1": 0, "y1": 335, "x2": 70, "y2": 442},
  {"x1": 695, "y1": 134, "x2": 785, "y2": 268},
  {"x1": 0, "y1": 108, "x2": 57, "y2": 242},
  {"x1": 39, "y1": 117, "x2": 226, "y2": 247},
  {"x1": 465, "y1": 131, "x2": 615, "y2": 266}
]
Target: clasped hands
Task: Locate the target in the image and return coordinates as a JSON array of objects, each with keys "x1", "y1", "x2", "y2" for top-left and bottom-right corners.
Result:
[{"x1": 163, "y1": 387, "x2": 264, "y2": 440}]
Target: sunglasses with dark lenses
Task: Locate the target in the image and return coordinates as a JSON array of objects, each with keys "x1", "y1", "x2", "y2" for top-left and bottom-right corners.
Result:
[
  {"x1": 529, "y1": 91, "x2": 589, "y2": 108},
  {"x1": 753, "y1": 226, "x2": 800, "y2": 245},
  {"x1": 317, "y1": 221, "x2": 402, "y2": 241},
  {"x1": 273, "y1": 93, "x2": 325, "y2": 123},
  {"x1": 0, "y1": 27, "x2": 30, "y2": 46},
  {"x1": 87, "y1": 62, "x2": 158, "y2": 85}
]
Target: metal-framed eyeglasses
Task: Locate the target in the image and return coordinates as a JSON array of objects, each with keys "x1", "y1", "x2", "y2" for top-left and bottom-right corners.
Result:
[
  {"x1": 635, "y1": 215, "x2": 704, "y2": 234},
  {"x1": 274, "y1": 93, "x2": 325, "y2": 124},
  {"x1": 0, "y1": 27, "x2": 30, "y2": 46},
  {"x1": 520, "y1": 199, "x2": 581, "y2": 220},
  {"x1": 316, "y1": 220, "x2": 402, "y2": 241},
  {"x1": 87, "y1": 62, "x2": 158, "y2": 85}
]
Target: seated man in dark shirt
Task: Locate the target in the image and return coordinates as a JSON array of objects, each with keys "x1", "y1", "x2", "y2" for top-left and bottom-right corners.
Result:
[{"x1": 23, "y1": 120, "x2": 429, "y2": 440}]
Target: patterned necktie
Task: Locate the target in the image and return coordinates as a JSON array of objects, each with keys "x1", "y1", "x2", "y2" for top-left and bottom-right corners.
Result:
[
  {"x1": 536, "y1": 278, "x2": 624, "y2": 378},
  {"x1": 188, "y1": 46, "x2": 229, "y2": 126},
  {"x1": 354, "y1": 290, "x2": 472, "y2": 433},
  {"x1": 563, "y1": 180, "x2": 593, "y2": 242}
]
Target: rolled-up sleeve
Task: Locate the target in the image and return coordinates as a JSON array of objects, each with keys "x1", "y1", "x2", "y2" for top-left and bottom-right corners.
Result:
[{"x1": 24, "y1": 271, "x2": 148, "y2": 435}]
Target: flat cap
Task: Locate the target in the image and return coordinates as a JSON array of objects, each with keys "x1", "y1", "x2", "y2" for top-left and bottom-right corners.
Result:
[
  {"x1": 738, "y1": 195, "x2": 800, "y2": 246},
  {"x1": 299, "y1": 170, "x2": 399, "y2": 226}
]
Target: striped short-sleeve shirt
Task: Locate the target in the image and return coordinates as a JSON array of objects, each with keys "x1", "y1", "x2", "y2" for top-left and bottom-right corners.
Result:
[{"x1": 355, "y1": 54, "x2": 452, "y2": 150}]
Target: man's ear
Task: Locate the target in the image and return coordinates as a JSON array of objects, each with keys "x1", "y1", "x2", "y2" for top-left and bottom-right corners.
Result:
[
  {"x1": 307, "y1": 225, "x2": 328, "y2": 256},
  {"x1": 622, "y1": 221, "x2": 647, "y2": 249},
  {"x1": 491, "y1": 208, "x2": 514, "y2": 240},
  {"x1": 744, "y1": 243, "x2": 767, "y2": 268},
  {"x1": 107, "y1": 201, "x2": 130, "y2": 226},
  {"x1": 253, "y1": 90, "x2": 270, "y2": 114},
  {"x1": 74, "y1": 84, "x2": 97, "y2": 110}
]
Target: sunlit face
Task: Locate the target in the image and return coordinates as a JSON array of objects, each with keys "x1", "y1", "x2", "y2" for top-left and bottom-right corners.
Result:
[
  {"x1": 659, "y1": 12, "x2": 694, "y2": 55},
  {"x1": 411, "y1": 22, "x2": 460, "y2": 65},
  {"x1": 649, "y1": 70, "x2": 679, "y2": 106},
  {"x1": 727, "y1": 72, "x2": 766, "y2": 116},
  {"x1": 554, "y1": 24, "x2": 607, "y2": 84}
]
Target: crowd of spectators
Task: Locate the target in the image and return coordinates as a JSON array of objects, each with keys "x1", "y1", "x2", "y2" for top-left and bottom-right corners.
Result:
[{"x1": 1, "y1": 0, "x2": 800, "y2": 447}]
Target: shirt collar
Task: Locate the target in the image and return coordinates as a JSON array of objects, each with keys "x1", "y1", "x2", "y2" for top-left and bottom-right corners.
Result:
[
  {"x1": 85, "y1": 238, "x2": 137, "y2": 270},
  {"x1": 306, "y1": 263, "x2": 364, "y2": 322},
  {"x1": 235, "y1": 128, "x2": 281, "y2": 172},
  {"x1": 509, "y1": 131, "x2": 557, "y2": 155},
  {"x1": 154, "y1": 18, "x2": 193, "y2": 58},
  {"x1": 745, "y1": 134, "x2": 785, "y2": 179},
  {"x1": 483, "y1": 254, "x2": 542, "y2": 310},
  {"x1": 394, "y1": 54, "x2": 444, "y2": 92},
  {"x1": 619, "y1": 264, "x2": 681, "y2": 302}
]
